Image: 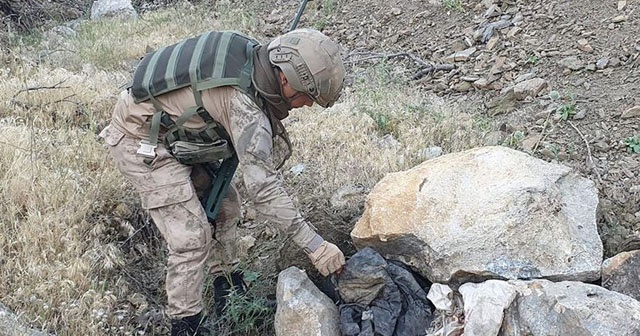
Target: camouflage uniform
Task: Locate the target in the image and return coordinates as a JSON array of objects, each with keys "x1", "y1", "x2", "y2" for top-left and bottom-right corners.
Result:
[{"x1": 101, "y1": 86, "x2": 318, "y2": 318}]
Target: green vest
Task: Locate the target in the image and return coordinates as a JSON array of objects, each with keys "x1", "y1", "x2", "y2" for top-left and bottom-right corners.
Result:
[
  {"x1": 131, "y1": 30, "x2": 258, "y2": 107},
  {"x1": 130, "y1": 31, "x2": 258, "y2": 221}
]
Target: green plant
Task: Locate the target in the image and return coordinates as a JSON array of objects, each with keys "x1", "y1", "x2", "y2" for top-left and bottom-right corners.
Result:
[
  {"x1": 443, "y1": 0, "x2": 464, "y2": 11},
  {"x1": 526, "y1": 55, "x2": 540, "y2": 65},
  {"x1": 624, "y1": 136, "x2": 640, "y2": 153},
  {"x1": 313, "y1": 0, "x2": 338, "y2": 30},
  {"x1": 557, "y1": 104, "x2": 576, "y2": 120},
  {"x1": 503, "y1": 130, "x2": 525, "y2": 148}
]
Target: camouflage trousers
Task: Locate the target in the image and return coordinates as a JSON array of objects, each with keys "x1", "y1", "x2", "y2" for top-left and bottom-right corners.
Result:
[{"x1": 100, "y1": 124, "x2": 241, "y2": 318}]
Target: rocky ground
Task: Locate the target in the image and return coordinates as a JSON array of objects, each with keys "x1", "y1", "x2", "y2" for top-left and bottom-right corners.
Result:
[{"x1": 253, "y1": 0, "x2": 640, "y2": 257}]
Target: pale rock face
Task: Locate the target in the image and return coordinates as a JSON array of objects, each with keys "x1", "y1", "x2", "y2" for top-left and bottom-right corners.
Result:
[
  {"x1": 274, "y1": 267, "x2": 341, "y2": 336},
  {"x1": 602, "y1": 249, "x2": 640, "y2": 301},
  {"x1": 502, "y1": 280, "x2": 640, "y2": 336},
  {"x1": 90, "y1": 0, "x2": 138, "y2": 21},
  {"x1": 458, "y1": 279, "x2": 640, "y2": 336},
  {"x1": 351, "y1": 146, "x2": 602, "y2": 284}
]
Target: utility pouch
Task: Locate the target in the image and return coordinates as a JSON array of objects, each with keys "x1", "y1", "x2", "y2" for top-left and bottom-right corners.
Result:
[{"x1": 168, "y1": 139, "x2": 233, "y2": 165}]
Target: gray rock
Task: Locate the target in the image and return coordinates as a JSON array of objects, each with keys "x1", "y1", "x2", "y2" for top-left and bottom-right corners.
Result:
[
  {"x1": 596, "y1": 58, "x2": 609, "y2": 69},
  {"x1": 558, "y1": 56, "x2": 585, "y2": 70},
  {"x1": 573, "y1": 109, "x2": 587, "y2": 120},
  {"x1": 513, "y1": 78, "x2": 548, "y2": 100},
  {"x1": 90, "y1": 0, "x2": 137, "y2": 20},
  {"x1": 621, "y1": 106, "x2": 640, "y2": 118},
  {"x1": 330, "y1": 185, "x2": 368, "y2": 208},
  {"x1": 514, "y1": 72, "x2": 535, "y2": 83},
  {"x1": 502, "y1": 280, "x2": 640, "y2": 335},
  {"x1": 612, "y1": 15, "x2": 627, "y2": 23},
  {"x1": 602, "y1": 250, "x2": 640, "y2": 301},
  {"x1": 421, "y1": 146, "x2": 444, "y2": 160},
  {"x1": 275, "y1": 267, "x2": 341, "y2": 336},
  {"x1": 475, "y1": 20, "x2": 512, "y2": 43},
  {"x1": 459, "y1": 280, "x2": 517, "y2": 336},
  {"x1": 445, "y1": 47, "x2": 477, "y2": 62},
  {"x1": 0, "y1": 303, "x2": 52, "y2": 336},
  {"x1": 351, "y1": 146, "x2": 603, "y2": 284}
]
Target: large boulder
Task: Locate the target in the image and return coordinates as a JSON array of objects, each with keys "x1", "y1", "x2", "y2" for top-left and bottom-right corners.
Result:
[
  {"x1": 274, "y1": 267, "x2": 341, "y2": 336},
  {"x1": 351, "y1": 146, "x2": 602, "y2": 284},
  {"x1": 458, "y1": 279, "x2": 640, "y2": 336},
  {"x1": 502, "y1": 280, "x2": 640, "y2": 335}
]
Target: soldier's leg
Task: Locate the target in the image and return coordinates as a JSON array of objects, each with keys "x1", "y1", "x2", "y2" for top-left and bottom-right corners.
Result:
[
  {"x1": 209, "y1": 184, "x2": 242, "y2": 275},
  {"x1": 102, "y1": 129, "x2": 211, "y2": 319},
  {"x1": 189, "y1": 164, "x2": 242, "y2": 275},
  {"x1": 150, "y1": 195, "x2": 212, "y2": 318}
]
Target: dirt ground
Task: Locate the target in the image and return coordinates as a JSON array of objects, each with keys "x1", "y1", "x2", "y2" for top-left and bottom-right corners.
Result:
[{"x1": 253, "y1": 0, "x2": 640, "y2": 259}]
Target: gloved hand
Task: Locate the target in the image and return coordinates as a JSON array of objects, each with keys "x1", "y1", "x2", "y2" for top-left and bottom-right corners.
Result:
[{"x1": 308, "y1": 241, "x2": 345, "y2": 276}]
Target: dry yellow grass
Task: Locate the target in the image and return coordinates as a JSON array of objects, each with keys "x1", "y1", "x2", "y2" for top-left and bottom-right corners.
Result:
[{"x1": 0, "y1": 2, "x2": 497, "y2": 335}]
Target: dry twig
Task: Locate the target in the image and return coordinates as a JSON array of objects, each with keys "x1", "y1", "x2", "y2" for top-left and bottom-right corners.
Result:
[
  {"x1": 12, "y1": 79, "x2": 70, "y2": 101},
  {"x1": 568, "y1": 121, "x2": 603, "y2": 184},
  {"x1": 345, "y1": 51, "x2": 456, "y2": 80}
]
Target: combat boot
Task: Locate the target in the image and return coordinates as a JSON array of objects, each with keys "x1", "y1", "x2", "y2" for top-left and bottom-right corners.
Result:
[
  {"x1": 213, "y1": 271, "x2": 247, "y2": 316},
  {"x1": 170, "y1": 312, "x2": 209, "y2": 336}
]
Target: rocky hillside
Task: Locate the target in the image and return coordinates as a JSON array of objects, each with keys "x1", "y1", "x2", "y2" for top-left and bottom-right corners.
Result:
[{"x1": 254, "y1": 0, "x2": 640, "y2": 256}]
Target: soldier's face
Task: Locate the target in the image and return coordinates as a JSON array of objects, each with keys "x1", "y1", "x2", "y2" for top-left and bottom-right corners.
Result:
[{"x1": 279, "y1": 71, "x2": 314, "y2": 108}]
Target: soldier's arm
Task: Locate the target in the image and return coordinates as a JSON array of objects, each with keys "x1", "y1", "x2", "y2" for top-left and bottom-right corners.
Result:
[{"x1": 223, "y1": 91, "x2": 323, "y2": 252}]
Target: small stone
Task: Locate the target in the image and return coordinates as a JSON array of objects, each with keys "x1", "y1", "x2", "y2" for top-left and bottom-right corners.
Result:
[
  {"x1": 515, "y1": 72, "x2": 535, "y2": 83},
  {"x1": 445, "y1": 47, "x2": 477, "y2": 62},
  {"x1": 612, "y1": 15, "x2": 627, "y2": 23},
  {"x1": 507, "y1": 26, "x2": 522, "y2": 38},
  {"x1": 521, "y1": 135, "x2": 542, "y2": 152},
  {"x1": 421, "y1": 147, "x2": 444, "y2": 160},
  {"x1": 473, "y1": 78, "x2": 491, "y2": 90},
  {"x1": 513, "y1": 78, "x2": 548, "y2": 100},
  {"x1": 608, "y1": 23, "x2": 616, "y2": 30},
  {"x1": 391, "y1": 7, "x2": 402, "y2": 15},
  {"x1": 486, "y1": 35, "x2": 500, "y2": 50},
  {"x1": 485, "y1": 4, "x2": 501, "y2": 18},
  {"x1": 461, "y1": 75, "x2": 481, "y2": 82},
  {"x1": 630, "y1": 185, "x2": 640, "y2": 193},
  {"x1": 596, "y1": 58, "x2": 609, "y2": 69},
  {"x1": 558, "y1": 56, "x2": 585, "y2": 70},
  {"x1": 573, "y1": 110, "x2": 587, "y2": 120},
  {"x1": 512, "y1": 12, "x2": 524, "y2": 24},
  {"x1": 618, "y1": 0, "x2": 627, "y2": 11},
  {"x1": 610, "y1": 57, "x2": 621, "y2": 67},
  {"x1": 585, "y1": 64, "x2": 596, "y2": 71},
  {"x1": 454, "y1": 81, "x2": 473, "y2": 92},
  {"x1": 577, "y1": 39, "x2": 593, "y2": 53},
  {"x1": 621, "y1": 106, "x2": 640, "y2": 119}
]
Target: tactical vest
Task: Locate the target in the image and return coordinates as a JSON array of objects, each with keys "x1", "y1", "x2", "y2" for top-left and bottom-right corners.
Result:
[
  {"x1": 130, "y1": 30, "x2": 259, "y2": 154},
  {"x1": 130, "y1": 30, "x2": 258, "y2": 221}
]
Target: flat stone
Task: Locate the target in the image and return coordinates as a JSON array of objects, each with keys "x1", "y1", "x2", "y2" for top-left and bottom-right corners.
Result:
[
  {"x1": 513, "y1": 78, "x2": 548, "y2": 100},
  {"x1": 577, "y1": 39, "x2": 593, "y2": 53},
  {"x1": 486, "y1": 35, "x2": 500, "y2": 50},
  {"x1": 445, "y1": 47, "x2": 477, "y2": 62},
  {"x1": 612, "y1": 15, "x2": 627, "y2": 23},
  {"x1": 622, "y1": 106, "x2": 640, "y2": 118},
  {"x1": 603, "y1": 250, "x2": 640, "y2": 301},
  {"x1": 596, "y1": 58, "x2": 609, "y2": 69},
  {"x1": 559, "y1": 56, "x2": 585, "y2": 70},
  {"x1": 473, "y1": 78, "x2": 491, "y2": 90},
  {"x1": 619, "y1": 0, "x2": 628, "y2": 11}
]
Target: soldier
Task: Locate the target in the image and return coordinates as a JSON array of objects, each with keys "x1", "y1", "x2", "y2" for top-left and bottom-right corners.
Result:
[{"x1": 99, "y1": 28, "x2": 346, "y2": 335}]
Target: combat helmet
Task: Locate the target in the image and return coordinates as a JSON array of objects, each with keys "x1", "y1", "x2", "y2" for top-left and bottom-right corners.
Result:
[{"x1": 268, "y1": 28, "x2": 345, "y2": 108}]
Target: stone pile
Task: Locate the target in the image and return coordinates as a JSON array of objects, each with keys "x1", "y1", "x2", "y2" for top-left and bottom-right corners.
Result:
[{"x1": 276, "y1": 146, "x2": 640, "y2": 335}]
